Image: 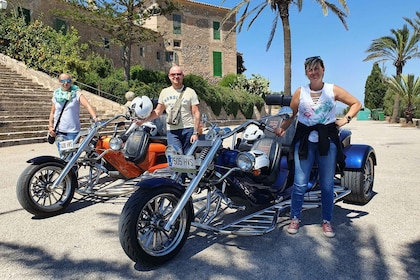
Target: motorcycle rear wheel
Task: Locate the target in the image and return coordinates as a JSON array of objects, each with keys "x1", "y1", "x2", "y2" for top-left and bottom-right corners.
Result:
[
  {"x1": 16, "y1": 162, "x2": 77, "y2": 217},
  {"x1": 342, "y1": 150, "x2": 375, "y2": 205},
  {"x1": 119, "y1": 186, "x2": 192, "y2": 266}
]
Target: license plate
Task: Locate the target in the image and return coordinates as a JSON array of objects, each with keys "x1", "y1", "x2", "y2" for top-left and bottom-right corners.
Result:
[
  {"x1": 168, "y1": 155, "x2": 196, "y2": 172},
  {"x1": 59, "y1": 140, "x2": 74, "y2": 151}
]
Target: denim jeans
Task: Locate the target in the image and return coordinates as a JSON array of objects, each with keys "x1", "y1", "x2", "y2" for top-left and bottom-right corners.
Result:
[
  {"x1": 56, "y1": 131, "x2": 79, "y2": 158},
  {"x1": 291, "y1": 139, "x2": 337, "y2": 222},
  {"x1": 167, "y1": 127, "x2": 194, "y2": 154}
]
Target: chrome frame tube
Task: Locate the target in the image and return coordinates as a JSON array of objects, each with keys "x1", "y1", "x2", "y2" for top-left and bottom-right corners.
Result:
[
  {"x1": 51, "y1": 115, "x2": 126, "y2": 188},
  {"x1": 164, "y1": 137, "x2": 223, "y2": 231}
]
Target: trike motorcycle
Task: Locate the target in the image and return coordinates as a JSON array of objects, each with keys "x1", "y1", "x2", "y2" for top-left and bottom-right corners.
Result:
[
  {"x1": 118, "y1": 94, "x2": 376, "y2": 266},
  {"x1": 16, "y1": 108, "x2": 168, "y2": 217}
]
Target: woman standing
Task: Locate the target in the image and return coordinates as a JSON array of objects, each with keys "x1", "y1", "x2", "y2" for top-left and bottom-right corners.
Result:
[
  {"x1": 48, "y1": 73, "x2": 99, "y2": 156},
  {"x1": 275, "y1": 56, "x2": 361, "y2": 237}
]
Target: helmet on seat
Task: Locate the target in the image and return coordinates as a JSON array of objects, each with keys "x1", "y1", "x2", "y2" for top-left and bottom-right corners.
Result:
[
  {"x1": 131, "y1": 96, "x2": 153, "y2": 119},
  {"x1": 243, "y1": 124, "x2": 265, "y2": 141}
]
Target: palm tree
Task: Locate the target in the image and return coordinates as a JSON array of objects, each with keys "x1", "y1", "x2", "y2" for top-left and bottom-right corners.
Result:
[
  {"x1": 223, "y1": 0, "x2": 349, "y2": 96},
  {"x1": 404, "y1": 11, "x2": 420, "y2": 32},
  {"x1": 364, "y1": 24, "x2": 420, "y2": 123},
  {"x1": 387, "y1": 74, "x2": 420, "y2": 123}
]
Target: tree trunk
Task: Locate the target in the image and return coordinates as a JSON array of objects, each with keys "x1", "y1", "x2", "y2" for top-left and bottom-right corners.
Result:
[
  {"x1": 390, "y1": 93, "x2": 400, "y2": 123},
  {"x1": 391, "y1": 65, "x2": 403, "y2": 123},
  {"x1": 123, "y1": 43, "x2": 132, "y2": 82},
  {"x1": 280, "y1": 5, "x2": 292, "y2": 96}
]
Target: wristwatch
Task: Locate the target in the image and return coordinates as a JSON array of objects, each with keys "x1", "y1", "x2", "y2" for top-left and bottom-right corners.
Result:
[
  {"x1": 346, "y1": 115, "x2": 352, "y2": 123},
  {"x1": 193, "y1": 131, "x2": 199, "y2": 136}
]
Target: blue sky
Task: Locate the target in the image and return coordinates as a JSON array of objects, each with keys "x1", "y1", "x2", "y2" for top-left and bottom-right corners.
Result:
[{"x1": 202, "y1": 0, "x2": 419, "y2": 107}]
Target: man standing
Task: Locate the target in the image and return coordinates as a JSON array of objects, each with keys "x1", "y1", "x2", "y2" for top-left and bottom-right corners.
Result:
[{"x1": 139, "y1": 66, "x2": 200, "y2": 154}]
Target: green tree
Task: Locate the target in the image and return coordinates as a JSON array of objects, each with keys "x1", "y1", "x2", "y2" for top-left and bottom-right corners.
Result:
[
  {"x1": 404, "y1": 11, "x2": 420, "y2": 31},
  {"x1": 387, "y1": 74, "x2": 420, "y2": 123},
  {"x1": 364, "y1": 24, "x2": 420, "y2": 123},
  {"x1": 220, "y1": 73, "x2": 272, "y2": 98},
  {"x1": 55, "y1": 0, "x2": 176, "y2": 82},
  {"x1": 237, "y1": 52, "x2": 246, "y2": 74},
  {"x1": 0, "y1": 13, "x2": 88, "y2": 79},
  {"x1": 223, "y1": 0, "x2": 349, "y2": 96},
  {"x1": 364, "y1": 63, "x2": 388, "y2": 110}
]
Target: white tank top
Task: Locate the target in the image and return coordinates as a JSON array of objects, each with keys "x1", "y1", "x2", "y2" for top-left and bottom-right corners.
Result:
[{"x1": 297, "y1": 83, "x2": 336, "y2": 142}]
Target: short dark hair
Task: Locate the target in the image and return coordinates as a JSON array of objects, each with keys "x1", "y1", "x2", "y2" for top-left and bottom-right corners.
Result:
[{"x1": 304, "y1": 56, "x2": 324, "y2": 70}]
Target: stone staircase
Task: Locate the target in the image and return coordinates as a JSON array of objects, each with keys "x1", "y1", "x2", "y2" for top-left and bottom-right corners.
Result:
[{"x1": 0, "y1": 63, "x2": 118, "y2": 147}]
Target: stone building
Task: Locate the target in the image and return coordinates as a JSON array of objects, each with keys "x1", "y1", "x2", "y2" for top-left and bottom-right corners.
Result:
[{"x1": 3, "y1": 0, "x2": 237, "y2": 82}]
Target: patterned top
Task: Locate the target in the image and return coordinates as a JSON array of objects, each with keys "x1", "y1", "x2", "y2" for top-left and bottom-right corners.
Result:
[
  {"x1": 297, "y1": 83, "x2": 336, "y2": 142},
  {"x1": 52, "y1": 92, "x2": 82, "y2": 133}
]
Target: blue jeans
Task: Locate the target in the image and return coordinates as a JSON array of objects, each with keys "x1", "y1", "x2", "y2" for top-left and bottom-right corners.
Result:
[
  {"x1": 167, "y1": 127, "x2": 194, "y2": 154},
  {"x1": 56, "y1": 131, "x2": 79, "y2": 158},
  {"x1": 291, "y1": 140, "x2": 337, "y2": 222}
]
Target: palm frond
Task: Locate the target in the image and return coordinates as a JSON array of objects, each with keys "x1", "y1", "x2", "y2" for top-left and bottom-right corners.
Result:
[{"x1": 266, "y1": 15, "x2": 279, "y2": 51}]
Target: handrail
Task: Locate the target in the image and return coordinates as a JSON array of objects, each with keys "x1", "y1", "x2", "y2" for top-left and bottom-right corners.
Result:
[{"x1": 43, "y1": 69, "x2": 125, "y2": 104}]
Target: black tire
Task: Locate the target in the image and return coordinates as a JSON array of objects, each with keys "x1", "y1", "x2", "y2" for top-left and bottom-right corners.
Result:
[
  {"x1": 16, "y1": 162, "x2": 77, "y2": 217},
  {"x1": 119, "y1": 186, "x2": 192, "y2": 266},
  {"x1": 342, "y1": 151, "x2": 375, "y2": 205}
]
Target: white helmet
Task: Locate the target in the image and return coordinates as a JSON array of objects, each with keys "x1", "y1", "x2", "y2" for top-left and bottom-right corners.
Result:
[
  {"x1": 131, "y1": 96, "x2": 153, "y2": 119},
  {"x1": 243, "y1": 124, "x2": 265, "y2": 141}
]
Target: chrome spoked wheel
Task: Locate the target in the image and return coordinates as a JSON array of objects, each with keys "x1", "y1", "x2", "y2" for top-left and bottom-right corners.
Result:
[
  {"x1": 119, "y1": 186, "x2": 192, "y2": 265},
  {"x1": 16, "y1": 162, "x2": 77, "y2": 216}
]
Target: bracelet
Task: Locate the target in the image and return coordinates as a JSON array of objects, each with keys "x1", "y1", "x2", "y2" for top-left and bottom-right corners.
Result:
[{"x1": 345, "y1": 115, "x2": 352, "y2": 123}]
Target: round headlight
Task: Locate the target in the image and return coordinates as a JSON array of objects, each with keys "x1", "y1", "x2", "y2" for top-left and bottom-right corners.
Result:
[
  {"x1": 109, "y1": 137, "x2": 123, "y2": 150},
  {"x1": 236, "y1": 152, "x2": 255, "y2": 171}
]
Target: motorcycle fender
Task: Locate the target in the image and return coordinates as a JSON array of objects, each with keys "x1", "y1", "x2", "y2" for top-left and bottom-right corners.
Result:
[
  {"x1": 26, "y1": 155, "x2": 67, "y2": 166},
  {"x1": 343, "y1": 144, "x2": 376, "y2": 170},
  {"x1": 135, "y1": 177, "x2": 184, "y2": 192},
  {"x1": 25, "y1": 156, "x2": 78, "y2": 181},
  {"x1": 134, "y1": 177, "x2": 194, "y2": 214}
]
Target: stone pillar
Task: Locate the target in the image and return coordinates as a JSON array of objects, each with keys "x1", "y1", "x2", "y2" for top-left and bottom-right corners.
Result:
[{"x1": 125, "y1": 91, "x2": 135, "y2": 107}]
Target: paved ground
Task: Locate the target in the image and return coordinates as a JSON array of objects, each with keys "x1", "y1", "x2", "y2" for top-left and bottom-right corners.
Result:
[{"x1": 0, "y1": 120, "x2": 419, "y2": 280}]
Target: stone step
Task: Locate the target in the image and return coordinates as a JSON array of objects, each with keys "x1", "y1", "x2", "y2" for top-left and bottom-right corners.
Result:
[
  {"x1": 0, "y1": 129, "x2": 118, "y2": 147},
  {"x1": 0, "y1": 118, "x2": 93, "y2": 130},
  {"x1": 0, "y1": 129, "x2": 53, "y2": 140},
  {"x1": 0, "y1": 125, "x2": 117, "y2": 141},
  {"x1": 0, "y1": 89, "x2": 51, "y2": 94},
  {"x1": 0, "y1": 112, "x2": 50, "y2": 118},
  {"x1": 0, "y1": 59, "x2": 125, "y2": 147},
  {"x1": 0, "y1": 81, "x2": 48, "y2": 86},
  {"x1": 0, "y1": 136, "x2": 48, "y2": 147}
]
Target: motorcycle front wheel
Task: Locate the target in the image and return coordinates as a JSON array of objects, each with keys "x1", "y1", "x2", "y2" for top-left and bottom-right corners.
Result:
[
  {"x1": 119, "y1": 186, "x2": 192, "y2": 266},
  {"x1": 16, "y1": 162, "x2": 77, "y2": 217}
]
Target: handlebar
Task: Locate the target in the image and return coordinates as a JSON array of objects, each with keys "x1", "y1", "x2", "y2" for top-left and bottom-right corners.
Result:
[
  {"x1": 265, "y1": 94, "x2": 291, "y2": 106},
  {"x1": 218, "y1": 117, "x2": 280, "y2": 140},
  {"x1": 94, "y1": 111, "x2": 132, "y2": 130}
]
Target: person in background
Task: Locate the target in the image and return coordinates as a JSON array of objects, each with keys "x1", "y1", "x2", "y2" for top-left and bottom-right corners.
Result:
[
  {"x1": 275, "y1": 56, "x2": 362, "y2": 238},
  {"x1": 138, "y1": 65, "x2": 201, "y2": 154},
  {"x1": 48, "y1": 73, "x2": 99, "y2": 156}
]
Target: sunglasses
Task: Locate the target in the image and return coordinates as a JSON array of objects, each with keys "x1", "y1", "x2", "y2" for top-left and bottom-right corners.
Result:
[
  {"x1": 169, "y1": 73, "x2": 183, "y2": 77},
  {"x1": 60, "y1": 79, "x2": 72, "y2": 84},
  {"x1": 305, "y1": 56, "x2": 321, "y2": 62}
]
